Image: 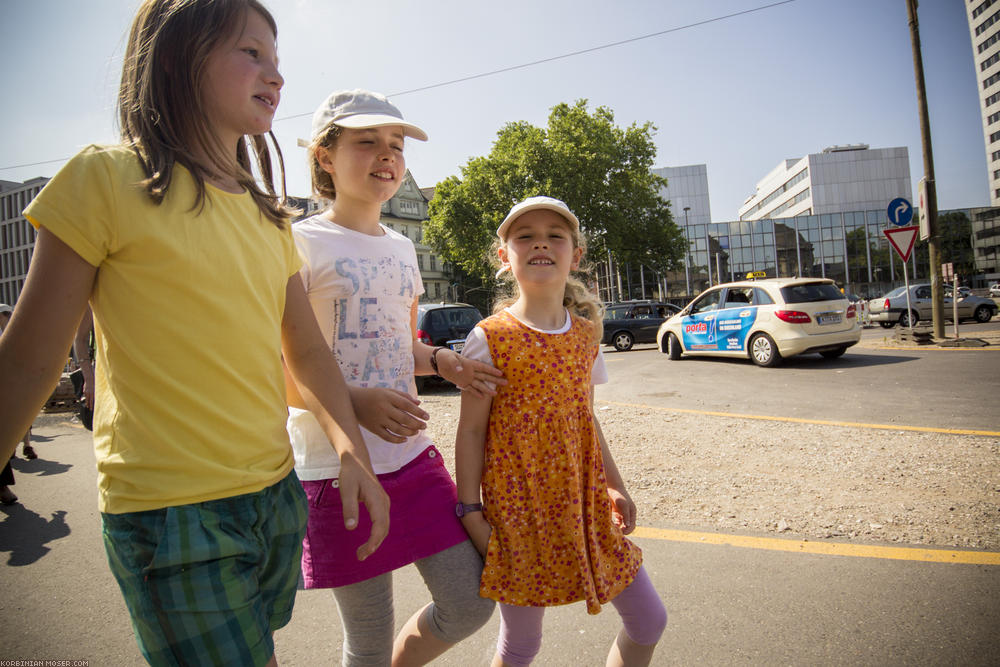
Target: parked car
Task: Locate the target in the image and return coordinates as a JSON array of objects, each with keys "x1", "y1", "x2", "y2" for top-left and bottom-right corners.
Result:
[
  {"x1": 415, "y1": 302, "x2": 483, "y2": 390},
  {"x1": 867, "y1": 284, "x2": 996, "y2": 328},
  {"x1": 946, "y1": 285, "x2": 972, "y2": 298},
  {"x1": 656, "y1": 278, "x2": 861, "y2": 367},
  {"x1": 602, "y1": 300, "x2": 682, "y2": 351},
  {"x1": 988, "y1": 282, "x2": 1000, "y2": 297}
]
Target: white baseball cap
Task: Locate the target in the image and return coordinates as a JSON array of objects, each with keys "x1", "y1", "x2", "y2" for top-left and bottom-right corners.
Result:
[
  {"x1": 0, "y1": 303, "x2": 11, "y2": 315},
  {"x1": 310, "y1": 89, "x2": 428, "y2": 142},
  {"x1": 496, "y1": 196, "x2": 580, "y2": 240}
]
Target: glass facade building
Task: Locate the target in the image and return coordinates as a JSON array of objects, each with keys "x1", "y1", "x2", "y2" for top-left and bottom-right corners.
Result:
[{"x1": 619, "y1": 206, "x2": 1000, "y2": 303}]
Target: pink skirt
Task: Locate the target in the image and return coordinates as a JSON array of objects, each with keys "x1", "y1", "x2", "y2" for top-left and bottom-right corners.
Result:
[{"x1": 300, "y1": 446, "x2": 469, "y2": 588}]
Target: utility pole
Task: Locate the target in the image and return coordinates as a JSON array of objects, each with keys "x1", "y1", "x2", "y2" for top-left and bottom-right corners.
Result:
[{"x1": 906, "y1": 0, "x2": 943, "y2": 338}]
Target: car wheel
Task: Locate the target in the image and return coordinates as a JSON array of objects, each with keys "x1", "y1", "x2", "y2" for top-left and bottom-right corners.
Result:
[
  {"x1": 878, "y1": 321, "x2": 894, "y2": 329},
  {"x1": 612, "y1": 331, "x2": 634, "y2": 352},
  {"x1": 974, "y1": 305, "x2": 993, "y2": 323},
  {"x1": 899, "y1": 310, "x2": 919, "y2": 327},
  {"x1": 749, "y1": 333, "x2": 782, "y2": 367},
  {"x1": 667, "y1": 333, "x2": 682, "y2": 360},
  {"x1": 820, "y1": 346, "x2": 847, "y2": 359}
]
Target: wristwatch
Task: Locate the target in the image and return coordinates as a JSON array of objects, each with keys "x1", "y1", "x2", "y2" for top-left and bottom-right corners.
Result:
[{"x1": 455, "y1": 502, "x2": 483, "y2": 517}]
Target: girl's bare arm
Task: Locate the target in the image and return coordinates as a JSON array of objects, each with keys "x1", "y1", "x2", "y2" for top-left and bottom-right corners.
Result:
[
  {"x1": 454, "y1": 389, "x2": 494, "y2": 555},
  {"x1": 281, "y1": 273, "x2": 390, "y2": 560},
  {"x1": 0, "y1": 228, "x2": 95, "y2": 458}
]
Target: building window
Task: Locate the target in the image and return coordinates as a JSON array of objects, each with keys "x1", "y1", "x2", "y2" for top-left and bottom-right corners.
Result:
[
  {"x1": 430, "y1": 255, "x2": 437, "y2": 271},
  {"x1": 992, "y1": 150, "x2": 1000, "y2": 161},
  {"x1": 986, "y1": 90, "x2": 1000, "y2": 107},
  {"x1": 979, "y1": 32, "x2": 1000, "y2": 54},
  {"x1": 975, "y1": 0, "x2": 997, "y2": 20},
  {"x1": 976, "y1": 9, "x2": 1000, "y2": 36},
  {"x1": 983, "y1": 51, "x2": 1000, "y2": 72},
  {"x1": 989, "y1": 111, "x2": 1000, "y2": 125},
  {"x1": 418, "y1": 254, "x2": 425, "y2": 270},
  {"x1": 985, "y1": 71, "x2": 1000, "y2": 90}
]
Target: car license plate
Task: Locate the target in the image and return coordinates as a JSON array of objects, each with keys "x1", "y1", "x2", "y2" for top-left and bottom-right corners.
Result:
[
  {"x1": 817, "y1": 313, "x2": 841, "y2": 325},
  {"x1": 449, "y1": 341, "x2": 465, "y2": 352}
]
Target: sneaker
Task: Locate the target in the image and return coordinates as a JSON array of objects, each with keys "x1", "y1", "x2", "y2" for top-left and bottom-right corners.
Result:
[{"x1": 22, "y1": 445, "x2": 37, "y2": 460}]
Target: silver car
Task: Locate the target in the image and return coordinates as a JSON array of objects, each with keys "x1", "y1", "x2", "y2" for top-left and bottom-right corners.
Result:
[{"x1": 868, "y1": 283, "x2": 997, "y2": 328}]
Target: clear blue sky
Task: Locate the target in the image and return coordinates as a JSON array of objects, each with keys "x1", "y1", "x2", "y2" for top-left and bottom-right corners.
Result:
[{"x1": 0, "y1": 0, "x2": 985, "y2": 220}]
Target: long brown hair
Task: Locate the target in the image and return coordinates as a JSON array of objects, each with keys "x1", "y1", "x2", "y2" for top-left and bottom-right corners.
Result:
[{"x1": 118, "y1": 0, "x2": 293, "y2": 227}]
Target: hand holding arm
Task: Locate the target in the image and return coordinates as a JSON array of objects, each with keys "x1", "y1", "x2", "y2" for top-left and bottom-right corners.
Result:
[
  {"x1": 347, "y1": 386, "x2": 428, "y2": 444},
  {"x1": 282, "y1": 275, "x2": 389, "y2": 560},
  {"x1": 415, "y1": 344, "x2": 506, "y2": 399}
]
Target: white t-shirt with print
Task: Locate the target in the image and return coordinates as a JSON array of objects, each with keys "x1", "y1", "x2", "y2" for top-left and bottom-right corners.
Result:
[{"x1": 288, "y1": 215, "x2": 432, "y2": 480}]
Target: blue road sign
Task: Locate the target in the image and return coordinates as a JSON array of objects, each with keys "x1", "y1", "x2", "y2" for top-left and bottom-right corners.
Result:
[{"x1": 887, "y1": 197, "x2": 913, "y2": 226}]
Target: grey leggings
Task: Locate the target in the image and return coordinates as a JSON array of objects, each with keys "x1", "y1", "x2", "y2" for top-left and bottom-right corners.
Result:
[{"x1": 332, "y1": 539, "x2": 495, "y2": 666}]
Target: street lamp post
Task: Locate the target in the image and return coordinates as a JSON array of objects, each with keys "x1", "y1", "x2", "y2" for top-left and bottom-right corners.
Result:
[{"x1": 683, "y1": 206, "x2": 692, "y2": 297}]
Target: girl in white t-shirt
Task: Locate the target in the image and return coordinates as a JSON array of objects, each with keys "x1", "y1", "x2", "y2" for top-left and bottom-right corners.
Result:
[{"x1": 286, "y1": 89, "x2": 503, "y2": 666}]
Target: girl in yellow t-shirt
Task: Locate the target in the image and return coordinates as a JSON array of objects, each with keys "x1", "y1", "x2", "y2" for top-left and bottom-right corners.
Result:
[
  {"x1": 0, "y1": 2, "x2": 387, "y2": 665},
  {"x1": 456, "y1": 197, "x2": 668, "y2": 666}
]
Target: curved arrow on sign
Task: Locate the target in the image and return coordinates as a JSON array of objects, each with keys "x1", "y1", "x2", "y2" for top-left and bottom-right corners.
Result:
[{"x1": 893, "y1": 201, "x2": 909, "y2": 224}]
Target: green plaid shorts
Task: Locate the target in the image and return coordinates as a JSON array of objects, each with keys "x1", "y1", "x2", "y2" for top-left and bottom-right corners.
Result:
[{"x1": 102, "y1": 471, "x2": 307, "y2": 666}]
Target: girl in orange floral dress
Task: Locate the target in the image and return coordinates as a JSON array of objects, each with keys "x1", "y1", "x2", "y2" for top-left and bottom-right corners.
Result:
[{"x1": 455, "y1": 196, "x2": 667, "y2": 666}]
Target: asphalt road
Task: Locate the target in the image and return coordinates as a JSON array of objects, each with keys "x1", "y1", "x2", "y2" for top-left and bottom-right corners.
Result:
[
  {"x1": 600, "y1": 321, "x2": 1000, "y2": 433},
  {"x1": 2, "y1": 331, "x2": 999, "y2": 665}
]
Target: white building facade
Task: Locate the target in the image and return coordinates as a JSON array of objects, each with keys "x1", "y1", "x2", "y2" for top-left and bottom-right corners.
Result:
[
  {"x1": 737, "y1": 145, "x2": 911, "y2": 221},
  {"x1": 967, "y1": 0, "x2": 1000, "y2": 206},
  {"x1": 0, "y1": 177, "x2": 47, "y2": 306}
]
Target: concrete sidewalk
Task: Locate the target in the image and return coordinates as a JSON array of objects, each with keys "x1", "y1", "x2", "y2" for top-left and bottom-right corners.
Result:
[{"x1": 2, "y1": 417, "x2": 999, "y2": 665}]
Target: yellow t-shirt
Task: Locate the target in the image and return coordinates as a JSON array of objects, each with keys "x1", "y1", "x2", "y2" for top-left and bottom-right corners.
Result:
[{"x1": 24, "y1": 145, "x2": 300, "y2": 513}]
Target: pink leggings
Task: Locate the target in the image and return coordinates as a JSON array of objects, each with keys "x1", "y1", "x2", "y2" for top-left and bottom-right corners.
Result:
[{"x1": 496, "y1": 566, "x2": 667, "y2": 666}]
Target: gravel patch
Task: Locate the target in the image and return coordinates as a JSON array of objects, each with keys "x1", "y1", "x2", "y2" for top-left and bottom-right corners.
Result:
[{"x1": 418, "y1": 389, "x2": 1000, "y2": 552}]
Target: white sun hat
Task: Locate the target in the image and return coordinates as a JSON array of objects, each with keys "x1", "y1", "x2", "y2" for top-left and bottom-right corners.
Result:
[
  {"x1": 496, "y1": 196, "x2": 580, "y2": 240},
  {"x1": 310, "y1": 89, "x2": 428, "y2": 142}
]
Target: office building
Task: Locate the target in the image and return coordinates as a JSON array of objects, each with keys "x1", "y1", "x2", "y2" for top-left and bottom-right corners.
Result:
[
  {"x1": 738, "y1": 145, "x2": 911, "y2": 222},
  {"x1": 0, "y1": 177, "x2": 47, "y2": 306},
  {"x1": 968, "y1": 0, "x2": 1000, "y2": 205}
]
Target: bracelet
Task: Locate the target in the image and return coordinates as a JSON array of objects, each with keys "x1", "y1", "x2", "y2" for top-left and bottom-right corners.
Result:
[{"x1": 429, "y1": 346, "x2": 445, "y2": 374}]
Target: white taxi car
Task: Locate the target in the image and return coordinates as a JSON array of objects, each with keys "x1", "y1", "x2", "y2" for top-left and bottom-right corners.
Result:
[{"x1": 656, "y1": 277, "x2": 861, "y2": 367}]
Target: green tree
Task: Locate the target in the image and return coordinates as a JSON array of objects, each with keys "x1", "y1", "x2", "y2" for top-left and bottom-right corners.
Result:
[{"x1": 424, "y1": 100, "x2": 685, "y2": 293}]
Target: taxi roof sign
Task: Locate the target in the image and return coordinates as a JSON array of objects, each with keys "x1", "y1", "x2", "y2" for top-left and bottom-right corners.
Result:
[{"x1": 745, "y1": 271, "x2": 767, "y2": 280}]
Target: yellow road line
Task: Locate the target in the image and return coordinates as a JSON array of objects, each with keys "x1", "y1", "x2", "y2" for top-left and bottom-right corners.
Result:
[
  {"x1": 632, "y1": 526, "x2": 1000, "y2": 565},
  {"x1": 873, "y1": 346, "x2": 1000, "y2": 351},
  {"x1": 597, "y1": 400, "x2": 1000, "y2": 437}
]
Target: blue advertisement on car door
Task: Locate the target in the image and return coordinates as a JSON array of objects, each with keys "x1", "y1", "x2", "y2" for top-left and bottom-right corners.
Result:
[{"x1": 682, "y1": 307, "x2": 758, "y2": 351}]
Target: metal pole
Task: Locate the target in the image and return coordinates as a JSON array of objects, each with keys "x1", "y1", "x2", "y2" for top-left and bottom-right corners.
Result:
[
  {"x1": 683, "y1": 207, "x2": 692, "y2": 296},
  {"x1": 903, "y1": 268, "x2": 913, "y2": 332},
  {"x1": 906, "y1": 0, "x2": 943, "y2": 338}
]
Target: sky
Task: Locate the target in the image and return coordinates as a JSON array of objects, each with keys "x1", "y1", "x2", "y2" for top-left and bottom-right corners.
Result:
[{"x1": 0, "y1": 0, "x2": 986, "y2": 221}]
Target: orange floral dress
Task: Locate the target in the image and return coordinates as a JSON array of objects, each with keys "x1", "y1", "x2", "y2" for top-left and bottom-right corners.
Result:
[{"x1": 477, "y1": 310, "x2": 642, "y2": 614}]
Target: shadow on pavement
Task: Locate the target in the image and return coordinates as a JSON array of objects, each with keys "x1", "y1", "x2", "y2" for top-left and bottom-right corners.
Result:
[
  {"x1": 10, "y1": 457, "x2": 73, "y2": 477},
  {"x1": 0, "y1": 504, "x2": 71, "y2": 566}
]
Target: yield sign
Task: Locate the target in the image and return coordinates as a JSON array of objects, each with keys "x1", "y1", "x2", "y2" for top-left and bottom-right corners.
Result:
[{"x1": 883, "y1": 225, "x2": 918, "y2": 262}]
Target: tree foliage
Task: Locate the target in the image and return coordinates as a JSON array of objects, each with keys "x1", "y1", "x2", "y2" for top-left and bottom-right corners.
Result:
[{"x1": 424, "y1": 100, "x2": 685, "y2": 291}]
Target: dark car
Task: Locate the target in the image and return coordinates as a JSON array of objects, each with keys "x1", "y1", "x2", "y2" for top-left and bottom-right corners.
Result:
[
  {"x1": 415, "y1": 302, "x2": 484, "y2": 390},
  {"x1": 602, "y1": 300, "x2": 681, "y2": 351}
]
